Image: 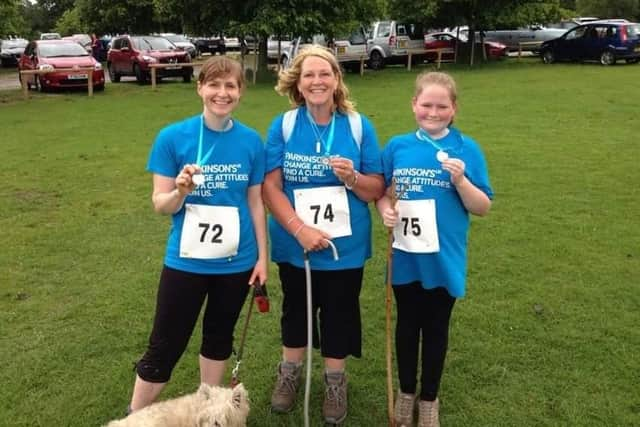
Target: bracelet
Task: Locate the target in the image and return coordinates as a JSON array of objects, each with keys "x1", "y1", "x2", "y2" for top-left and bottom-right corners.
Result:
[
  {"x1": 293, "y1": 223, "x2": 305, "y2": 238},
  {"x1": 285, "y1": 215, "x2": 297, "y2": 226},
  {"x1": 345, "y1": 170, "x2": 359, "y2": 190}
]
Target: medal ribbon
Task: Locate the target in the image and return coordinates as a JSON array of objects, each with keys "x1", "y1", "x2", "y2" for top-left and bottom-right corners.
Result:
[
  {"x1": 307, "y1": 109, "x2": 336, "y2": 157},
  {"x1": 415, "y1": 128, "x2": 446, "y2": 151},
  {"x1": 196, "y1": 115, "x2": 231, "y2": 166}
]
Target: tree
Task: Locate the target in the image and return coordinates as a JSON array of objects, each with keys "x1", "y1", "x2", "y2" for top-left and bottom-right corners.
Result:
[
  {"x1": 576, "y1": 0, "x2": 640, "y2": 21},
  {"x1": 0, "y1": 0, "x2": 25, "y2": 37},
  {"x1": 75, "y1": 0, "x2": 157, "y2": 35}
]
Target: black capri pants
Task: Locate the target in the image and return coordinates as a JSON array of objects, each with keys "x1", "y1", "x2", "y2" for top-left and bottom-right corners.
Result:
[
  {"x1": 136, "y1": 266, "x2": 252, "y2": 383},
  {"x1": 278, "y1": 262, "x2": 364, "y2": 359}
]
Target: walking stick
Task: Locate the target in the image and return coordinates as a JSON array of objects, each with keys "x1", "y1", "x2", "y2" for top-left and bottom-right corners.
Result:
[{"x1": 386, "y1": 178, "x2": 405, "y2": 427}]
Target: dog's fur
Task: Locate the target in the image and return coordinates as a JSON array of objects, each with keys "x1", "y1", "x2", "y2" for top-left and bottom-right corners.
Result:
[{"x1": 105, "y1": 383, "x2": 249, "y2": 427}]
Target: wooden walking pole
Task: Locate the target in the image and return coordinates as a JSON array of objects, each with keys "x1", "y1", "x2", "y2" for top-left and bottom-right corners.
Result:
[{"x1": 385, "y1": 178, "x2": 399, "y2": 427}]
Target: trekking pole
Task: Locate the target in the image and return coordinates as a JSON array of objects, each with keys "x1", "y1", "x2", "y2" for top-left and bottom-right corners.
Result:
[
  {"x1": 386, "y1": 179, "x2": 405, "y2": 427},
  {"x1": 304, "y1": 239, "x2": 339, "y2": 427},
  {"x1": 230, "y1": 282, "x2": 269, "y2": 387}
]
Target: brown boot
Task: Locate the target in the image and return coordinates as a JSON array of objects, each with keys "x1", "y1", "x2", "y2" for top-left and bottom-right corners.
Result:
[
  {"x1": 394, "y1": 391, "x2": 416, "y2": 427},
  {"x1": 418, "y1": 398, "x2": 440, "y2": 427},
  {"x1": 270, "y1": 361, "x2": 302, "y2": 413},
  {"x1": 322, "y1": 371, "x2": 348, "y2": 424}
]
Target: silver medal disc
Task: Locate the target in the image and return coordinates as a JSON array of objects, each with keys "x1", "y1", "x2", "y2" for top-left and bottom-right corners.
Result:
[
  {"x1": 192, "y1": 173, "x2": 205, "y2": 186},
  {"x1": 436, "y1": 150, "x2": 449, "y2": 162}
]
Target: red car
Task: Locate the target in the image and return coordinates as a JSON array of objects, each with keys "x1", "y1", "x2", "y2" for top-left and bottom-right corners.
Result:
[
  {"x1": 424, "y1": 32, "x2": 508, "y2": 61},
  {"x1": 107, "y1": 35, "x2": 193, "y2": 84},
  {"x1": 18, "y1": 39, "x2": 105, "y2": 91}
]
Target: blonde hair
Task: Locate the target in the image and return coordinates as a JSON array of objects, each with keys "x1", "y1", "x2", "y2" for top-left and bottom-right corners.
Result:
[
  {"x1": 275, "y1": 45, "x2": 355, "y2": 113},
  {"x1": 415, "y1": 71, "x2": 457, "y2": 104},
  {"x1": 198, "y1": 56, "x2": 245, "y2": 92}
]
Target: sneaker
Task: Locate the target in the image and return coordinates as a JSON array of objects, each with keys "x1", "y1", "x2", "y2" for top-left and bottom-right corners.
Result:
[
  {"x1": 270, "y1": 361, "x2": 302, "y2": 413},
  {"x1": 323, "y1": 372, "x2": 348, "y2": 424},
  {"x1": 418, "y1": 398, "x2": 440, "y2": 427},
  {"x1": 394, "y1": 391, "x2": 416, "y2": 427}
]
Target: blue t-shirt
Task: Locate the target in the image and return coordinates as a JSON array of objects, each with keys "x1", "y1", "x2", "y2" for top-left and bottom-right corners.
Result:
[
  {"x1": 382, "y1": 127, "x2": 493, "y2": 297},
  {"x1": 147, "y1": 115, "x2": 265, "y2": 274},
  {"x1": 265, "y1": 107, "x2": 383, "y2": 270}
]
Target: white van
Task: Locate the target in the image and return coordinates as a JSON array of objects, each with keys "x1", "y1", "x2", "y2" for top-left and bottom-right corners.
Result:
[{"x1": 367, "y1": 21, "x2": 426, "y2": 69}]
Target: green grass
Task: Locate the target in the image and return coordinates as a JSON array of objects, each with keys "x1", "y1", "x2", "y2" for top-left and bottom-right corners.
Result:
[{"x1": 1, "y1": 58, "x2": 639, "y2": 426}]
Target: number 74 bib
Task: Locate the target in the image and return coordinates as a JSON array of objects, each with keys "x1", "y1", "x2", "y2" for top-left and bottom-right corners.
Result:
[
  {"x1": 392, "y1": 199, "x2": 440, "y2": 253},
  {"x1": 180, "y1": 204, "x2": 240, "y2": 259},
  {"x1": 293, "y1": 186, "x2": 352, "y2": 238}
]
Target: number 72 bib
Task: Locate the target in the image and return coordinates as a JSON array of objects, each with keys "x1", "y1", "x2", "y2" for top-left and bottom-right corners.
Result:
[
  {"x1": 179, "y1": 204, "x2": 240, "y2": 259},
  {"x1": 293, "y1": 186, "x2": 352, "y2": 238},
  {"x1": 392, "y1": 199, "x2": 440, "y2": 253}
]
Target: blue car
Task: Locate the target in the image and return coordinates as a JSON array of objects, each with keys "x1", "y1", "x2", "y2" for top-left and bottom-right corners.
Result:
[{"x1": 540, "y1": 20, "x2": 640, "y2": 65}]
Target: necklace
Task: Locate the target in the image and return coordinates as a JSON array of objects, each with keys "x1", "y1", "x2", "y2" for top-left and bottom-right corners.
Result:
[
  {"x1": 306, "y1": 109, "x2": 336, "y2": 161},
  {"x1": 192, "y1": 115, "x2": 232, "y2": 186}
]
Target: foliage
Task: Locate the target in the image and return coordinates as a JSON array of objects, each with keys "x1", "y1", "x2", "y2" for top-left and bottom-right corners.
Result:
[
  {"x1": 54, "y1": 7, "x2": 87, "y2": 35},
  {"x1": 0, "y1": 0, "x2": 24, "y2": 37},
  {"x1": 73, "y1": 0, "x2": 156, "y2": 35},
  {"x1": 576, "y1": 0, "x2": 640, "y2": 20}
]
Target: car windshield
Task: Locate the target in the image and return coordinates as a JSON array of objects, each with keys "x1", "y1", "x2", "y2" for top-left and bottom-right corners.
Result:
[
  {"x1": 3, "y1": 39, "x2": 28, "y2": 48},
  {"x1": 38, "y1": 42, "x2": 89, "y2": 57},
  {"x1": 132, "y1": 37, "x2": 175, "y2": 51},
  {"x1": 165, "y1": 35, "x2": 188, "y2": 43},
  {"x1": 627, "y1": 25, "x2": 640, "y2": 38}
]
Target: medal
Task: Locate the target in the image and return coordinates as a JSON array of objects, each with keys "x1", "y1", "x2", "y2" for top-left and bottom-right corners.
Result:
[
  {"x1": 436, "y1": 150, "x2": 448, "y2": 162},
  {"x1": 316, "y1": 140, "x2": 321, "y2": 154},
  {"x1": 192, "y1": 173, "x2": 205, "y2": 186}
]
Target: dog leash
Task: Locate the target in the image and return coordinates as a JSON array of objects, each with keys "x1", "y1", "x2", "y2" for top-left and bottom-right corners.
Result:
[{"x1": 230, "y1": 282, "x2": 269, "y2": 387}]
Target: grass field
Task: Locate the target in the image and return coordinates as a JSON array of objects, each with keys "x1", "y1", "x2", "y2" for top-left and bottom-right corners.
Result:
[{"x1": 1, "y1": 59, "x2": 639, "y2": 427}]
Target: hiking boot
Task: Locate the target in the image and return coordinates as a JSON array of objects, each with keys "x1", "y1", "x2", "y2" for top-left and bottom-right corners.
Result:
[
  {"x1": 418, "y1": 398, "x2": 440, "y2": 427},
  {"x1": 394, "y1": 391, "x2": 416, "y2": 427},
  {"x1": 270, "y1": 361, "x2": 302, "y2": 413},
  {"x1": 323, "y1": 372, "x2": 348, "y2": 424}
]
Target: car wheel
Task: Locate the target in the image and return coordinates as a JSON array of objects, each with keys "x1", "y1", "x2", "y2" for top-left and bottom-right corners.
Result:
[
  {"x1": 541, "y1": 49, "x2": 555, "y2": 64},
  {"x1": 37, "y1": 75, "x2": 46, "y2": 92},
  {"x1": 368, "y1": 50, "x2": 384, "y2": 70},
  {"x1": 134, "y1": 63, "x2": 147, "y2": 84},
  {"x1": 625, "y1": 58, "x2": 639, "y2": 64},
  {"x1": 183, "y1": 71, "x2": 192, "y2": 83},
  {"x1": 107, "y1": 62, "x2": 120, "y2": 82},
  {"x1": 600, "y1": 50, "x2": 616, "y2": 66}
]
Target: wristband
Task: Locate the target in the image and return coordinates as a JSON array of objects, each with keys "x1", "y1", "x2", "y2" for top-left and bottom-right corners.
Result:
[
  {"x1": 286, "y1": 215, "x2": 297, "y2": 226},
  {"x1": 293, "y1": 223, "x2": 305, "y2": 238},
  {"x1": 345, "y1": 171, "x2": 359, "y2": 190}
]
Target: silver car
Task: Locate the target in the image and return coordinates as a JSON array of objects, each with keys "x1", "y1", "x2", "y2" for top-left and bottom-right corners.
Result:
[{"x1": 367, "y1": 21, "x2": 426, "y2": 69}]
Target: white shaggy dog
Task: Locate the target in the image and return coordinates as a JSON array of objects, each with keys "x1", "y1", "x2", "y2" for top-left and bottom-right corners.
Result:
[{"x1": 105, "y1": 383, "x2": 249, "y2": 427}]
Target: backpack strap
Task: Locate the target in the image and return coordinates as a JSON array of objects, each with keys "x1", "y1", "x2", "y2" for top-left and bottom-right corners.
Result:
[
  {"x1": 282, "y1": 109, "x2": 298, "y2": 143},
  {"x1": 282, "y1": 108, "x2": 363, "y2": 150}
]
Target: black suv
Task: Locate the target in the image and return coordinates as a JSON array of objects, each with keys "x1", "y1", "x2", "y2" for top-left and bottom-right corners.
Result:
[{"x1": 192, "y1": 36, "x2": 226, "y2": 55}]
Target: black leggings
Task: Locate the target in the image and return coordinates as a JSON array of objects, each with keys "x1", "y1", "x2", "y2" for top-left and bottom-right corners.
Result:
[
  {"x1": 393, "y1": 282, "x2": 456, "y2": 401},
  {"x1": 136, "y1": 266, "x2": 252, "y2": 383}
]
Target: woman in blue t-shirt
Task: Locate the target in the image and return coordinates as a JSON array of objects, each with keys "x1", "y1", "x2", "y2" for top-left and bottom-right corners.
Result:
[
  {"x1": 262, "y1": 45, "x2": 384, "y2": 424},
  {"x1": 376, "y1": 71, "x2": 493, "y2": 427},
  {"x1": 122, "y1": 56, "x2": 267, "y2": 414}
]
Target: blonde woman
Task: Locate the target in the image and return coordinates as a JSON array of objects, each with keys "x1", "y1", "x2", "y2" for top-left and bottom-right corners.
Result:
[{"x1": 262, "y1": 45, "x2": 384, "y2": 424}]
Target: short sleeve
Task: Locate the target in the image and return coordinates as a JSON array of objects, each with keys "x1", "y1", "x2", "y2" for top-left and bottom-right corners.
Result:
[
  {"x1": 358, "y1": 115, "x2": 383, "y2": 175},
  {"x1": 265, "y1": 114, "x2": 285, "y2": 173},
  {"x1": 463, "y1": 137, "x2": 494, "y2": 200},
  {"x1": 147, "y1": 127, "x2": 178, "y2": 178},
  {"x1": 249, "y1": 134, "x2": 266, "y2": 186},
  {"x1": 381, "y1": 138, "x2": 397, "y2": 187}
]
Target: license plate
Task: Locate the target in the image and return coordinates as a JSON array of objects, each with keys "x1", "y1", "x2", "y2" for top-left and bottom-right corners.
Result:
[
  {"x1": 337, "y1": 46, "x2": 346, "y2": 54},
  {"x1": 67, "y1": 74, "x2": 87, "y2": 80},
  {"x1": 399, "y1": 40, "x2": 407, "y2": 48}
]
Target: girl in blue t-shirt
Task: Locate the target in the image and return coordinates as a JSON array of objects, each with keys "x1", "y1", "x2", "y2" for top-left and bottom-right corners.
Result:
[
  {"x1": 263, "y1": 45, "x2": 384, "y2": 424},
  {"x1": 376, "y1": 71, "x2": 493, "y2": 427},
  {"x1": 122, "y1": 56, "x2": 267, "y2": 414}
]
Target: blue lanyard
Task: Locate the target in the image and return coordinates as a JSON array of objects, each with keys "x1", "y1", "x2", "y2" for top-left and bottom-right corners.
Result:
[
  {"x1": 196, "y1": 115, "x2": 229, "y2": 166},
  {"x1": 415, "y1": 128, "x2": 446, "y2": 151},
  {"x1": 307, "y1": 110, "x2": 336, "y2": 156}
]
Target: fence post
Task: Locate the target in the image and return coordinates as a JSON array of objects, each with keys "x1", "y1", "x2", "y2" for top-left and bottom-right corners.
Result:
[
  {"x1": 88, "y1": 71, "x2": 93, "y2": 97},
  {"x1": 21, "y1": 72, "x2": 29, "y2": 100},
  {"x1": 151, "y1": 67, "x2": 157, "y2": 90}
]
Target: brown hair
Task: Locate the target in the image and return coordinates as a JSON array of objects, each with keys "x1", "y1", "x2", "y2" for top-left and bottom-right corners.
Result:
[
  {"x1": 198, "y1": 56, "x2": 245, "y2": 92},
  {"x1": 415, "y1": 71, "x2": 457, "y2": 104},
  {"x1": 275, "y1": 45, "x2": 355, "y2": 113}
]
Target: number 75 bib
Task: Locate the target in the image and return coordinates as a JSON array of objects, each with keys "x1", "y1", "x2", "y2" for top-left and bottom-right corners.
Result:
[
  {"x1": 179, "y1": 204, "x2": 240, "y2": 259},
  {"x1": 293, "y1": 186, "x2": 352, "y2": 238},
  {"x1": 392, "y1": 199, "x2": 440, "y2": 253}
]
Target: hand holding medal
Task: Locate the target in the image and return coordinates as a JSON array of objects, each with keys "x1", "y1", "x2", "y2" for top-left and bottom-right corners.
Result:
[{"x1": 176, "y1": 164, "x2": 203, "y2": 195}]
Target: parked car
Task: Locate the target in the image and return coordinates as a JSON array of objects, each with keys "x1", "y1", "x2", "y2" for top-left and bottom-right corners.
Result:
[
  {"x1": 18, "y1": 39, "x2": 105, "y2": 91},
  {"x1": 107, "y1": 35, "x2": 193, "y2": 84},
  {"x1": 367, "y1": 20, "x2": 427, "y2": 69},
  {"x1": 160, "y1": 33, "x2": 198, "y2": 58},
  {"x1": 267, "y1": 35, "x2": 291, "y2": 63},
  {"x1": 423, "y1": 32, "x2": 507, "y2": 61},
  {"x1": 1, "y1": 38, "x2": 28, "y2": 67},
  {"x1": 63, "y1": 34, "x2": 92, "y2": 53},
  {"x1": 40, "y1": 33, "x2": 61, "y2": 40},
  {"x1": 481, "y1": 26, "x2": 566, "y2": 52},
  {"x1": 540, "y1": 21, "x2": 640, "y2": 65},
  {"x1": 192, "y1": 36, "x2": 225, "y2": 55}
]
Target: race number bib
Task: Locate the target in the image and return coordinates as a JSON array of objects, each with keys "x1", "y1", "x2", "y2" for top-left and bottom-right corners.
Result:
[
  {"x1": 392, "y1": 199, "x2": 440, "y2": 253},
  {"x1": 179, "y1": 204, "x2": 240, "y2": 259},
  {"x1": 293, "y1": 186, "x2": 352, "y2": 238}
]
